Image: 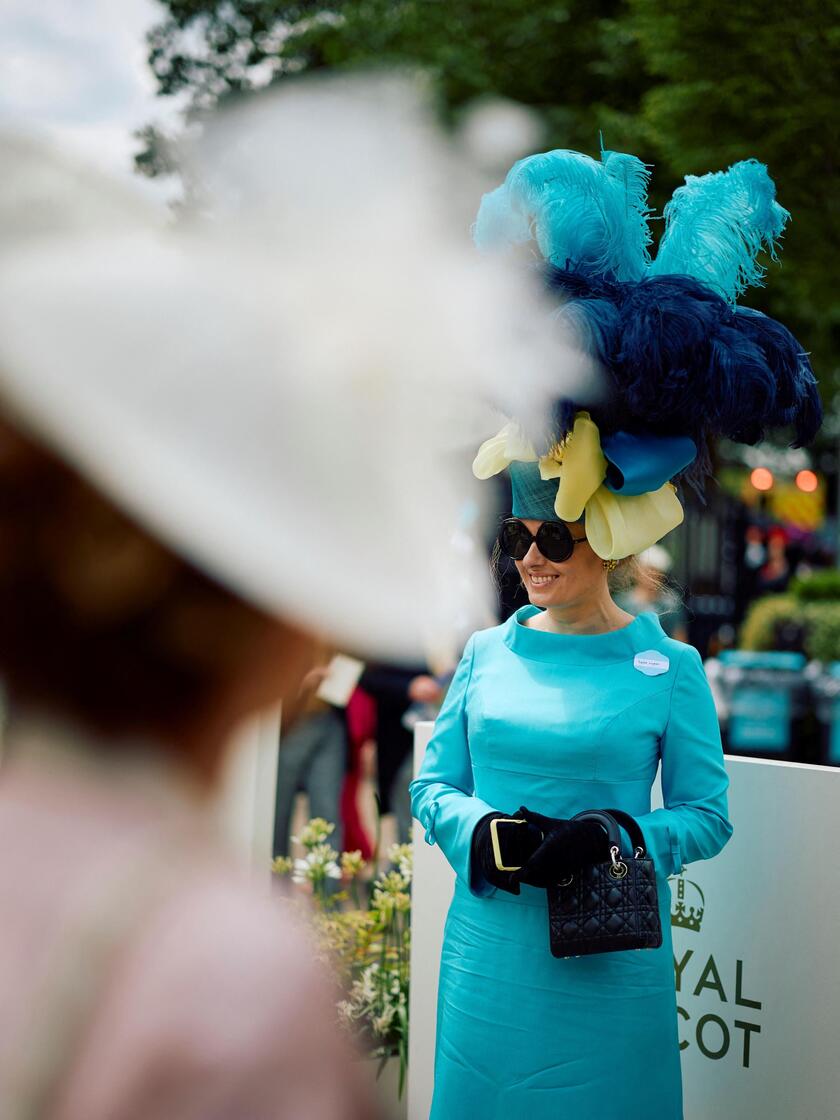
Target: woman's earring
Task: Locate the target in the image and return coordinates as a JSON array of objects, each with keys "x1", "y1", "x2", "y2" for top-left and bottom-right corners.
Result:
[{"x1": 602, "y1": 559, "x2": 618, "y2": 572}]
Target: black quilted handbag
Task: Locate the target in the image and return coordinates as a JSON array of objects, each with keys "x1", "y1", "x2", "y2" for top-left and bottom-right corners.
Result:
[{"x1": 546, "y1": 808, "x2": 662, "y2": 959}]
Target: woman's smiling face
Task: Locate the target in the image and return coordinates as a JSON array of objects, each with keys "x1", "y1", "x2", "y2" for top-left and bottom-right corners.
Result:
[{"x1": 513, "y1": 518, "x2": 606, "y2": 607}]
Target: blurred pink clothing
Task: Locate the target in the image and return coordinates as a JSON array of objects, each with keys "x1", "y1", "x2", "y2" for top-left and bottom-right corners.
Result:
[{"x1": 0, "y1": 724, "x2": 376, "y2": 1120}]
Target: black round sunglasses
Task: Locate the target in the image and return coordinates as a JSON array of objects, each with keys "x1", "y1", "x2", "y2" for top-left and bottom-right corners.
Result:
[{"x1": 498, "y1": 517, "x2": 587, "y2": 564}]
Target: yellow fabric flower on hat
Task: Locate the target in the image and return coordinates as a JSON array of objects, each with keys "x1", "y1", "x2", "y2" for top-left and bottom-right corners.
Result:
[
  {"x1": 586, "y1": 482, "x2": 683, "y2": 561},
  {"x1": 472, "y1": 410, "x2": 684, "y2": 559},
  {"x1": 472, "y1": 420, "x2": 538, "y2": 479},
  {"x1": 540, "y1": 411, "x2": 607, "y2": 522}
]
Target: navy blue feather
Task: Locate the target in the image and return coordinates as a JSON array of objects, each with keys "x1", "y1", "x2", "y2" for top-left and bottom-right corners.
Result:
[
  {"x1": 733, "y1": 307, "x2": 822, "y2": 447},
  {"x1": 537, "y1": 266, "x2": 822, "y2": 474}
]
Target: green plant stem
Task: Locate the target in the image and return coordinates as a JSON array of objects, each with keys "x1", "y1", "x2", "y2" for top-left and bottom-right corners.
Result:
[{"x1": 372, "y1": 791, "x2": 383, "y2": 870}]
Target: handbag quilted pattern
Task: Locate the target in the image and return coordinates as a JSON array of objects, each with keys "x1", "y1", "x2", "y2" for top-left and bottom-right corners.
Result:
[{"x1": 546, "y1": 808, "x2": 662, "y2": 959}]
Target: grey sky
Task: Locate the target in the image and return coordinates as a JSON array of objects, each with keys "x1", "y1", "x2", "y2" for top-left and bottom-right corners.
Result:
[{"x1": 1, "y1": 0, "x2": 182, "y2": 201}]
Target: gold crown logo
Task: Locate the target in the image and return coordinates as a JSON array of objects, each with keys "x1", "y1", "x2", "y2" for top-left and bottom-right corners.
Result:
[{"x1": 670, "y1": 875, "x2": 705, "y2": 932}]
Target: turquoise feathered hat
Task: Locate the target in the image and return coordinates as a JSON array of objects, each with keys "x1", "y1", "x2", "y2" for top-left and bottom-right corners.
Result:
[{"x1": 472, "y1": 145, "x2": 822, "y2": 558}]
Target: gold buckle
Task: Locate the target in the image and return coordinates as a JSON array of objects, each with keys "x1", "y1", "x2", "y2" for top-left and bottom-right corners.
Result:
[{"x1": 490, "y1": 817, "x2": 527, "y2": 872}]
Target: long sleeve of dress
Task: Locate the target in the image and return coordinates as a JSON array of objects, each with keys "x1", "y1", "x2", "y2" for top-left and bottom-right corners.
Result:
[
  {"x1": 633, "y1": 644, "x2": 733, "y2": 878},
  {"x1": 408, "y1": 635, "x2": 499, "y2": 897}
]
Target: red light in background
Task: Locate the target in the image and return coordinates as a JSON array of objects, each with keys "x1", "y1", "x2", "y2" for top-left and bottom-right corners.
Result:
[
  {"x1": 795, "y1": 469, "x2": 818, "y2": 493},
  {"x1": 750, "y1": 467, "x2": 774, "y2": 492}
]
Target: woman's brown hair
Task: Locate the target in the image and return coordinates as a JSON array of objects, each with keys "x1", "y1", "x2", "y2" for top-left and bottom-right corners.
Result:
[{"x1": 0, "y1": 415, "x2": 286, "y2": 773}]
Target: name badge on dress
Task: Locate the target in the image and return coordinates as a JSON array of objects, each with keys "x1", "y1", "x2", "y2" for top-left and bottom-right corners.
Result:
[{"x1": 633, "y1": 650, "x2": 670, "y2": 676}]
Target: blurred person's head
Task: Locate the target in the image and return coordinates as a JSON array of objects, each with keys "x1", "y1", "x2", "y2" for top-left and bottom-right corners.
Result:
[
  {"x1": 0, "y1": 416, "x2": 318, "y2": 787},
  {"x1": 767, "y1": 527, "x2": 788, "y2": 557},
  {"x1": 0, "y1": 98, "x2": 584, "y2": 696},
  {"x1": 638, "y1": 544, "x2": 672, "y2": 577},
  {"x1": 623, "y1": 543, "x2": 672, "y2": 604}
]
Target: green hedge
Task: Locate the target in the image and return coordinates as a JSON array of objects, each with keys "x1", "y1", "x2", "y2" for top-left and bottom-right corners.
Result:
[
  {"x1": 805, "y1": 604, "x2": 840, "y2": 663},
  {"x1": 739, "y1": 595, "x2": 800, "y2": 652},
  {"x1": 739, "y1": 583, "x2": 840, "y2": 663},
  {"x1": 789, "y1": 570, "x2": 840, "y2": 602}
]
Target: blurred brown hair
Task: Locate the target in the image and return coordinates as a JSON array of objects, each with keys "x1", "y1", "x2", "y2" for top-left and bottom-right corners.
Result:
[{"x1": 0, "y1": 414, "x2": 294, "y2": 775}]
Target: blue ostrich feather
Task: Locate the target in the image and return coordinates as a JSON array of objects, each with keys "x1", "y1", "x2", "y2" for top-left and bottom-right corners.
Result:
[
  {"x1": 733, "y1": 307, "x2": 822, "y2": 447},
  {"x1": 554, "y1": 296, "x2": 623, "y2": 361},
  {"x1": 539, "y1": 268, "x2": 821, "y2": 459},
  {"x1": 649, "y1": 159, "x2": 790, "y2": 303},
  {"x1": 473, "y1": 147, "x2": 652, "y2": 281},
  {"x1": 705, "y1": 324, "x2": 778, "y2": 444}
]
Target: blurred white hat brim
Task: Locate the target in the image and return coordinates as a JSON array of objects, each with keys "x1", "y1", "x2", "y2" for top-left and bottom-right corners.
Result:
[
  {"x1": 0, "y1": 78, "x2": 588, "y2": 660},
  {"x1": 0, "y1": 232, "x2": 475, "y2": 660}
]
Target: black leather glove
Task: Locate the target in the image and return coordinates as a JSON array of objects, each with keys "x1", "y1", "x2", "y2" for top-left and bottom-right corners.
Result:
[
  {"x1": 470, "y1": 811, "x2": 543, "y2": 895},
  {"x1": 514, "y1": 805, "x2": 612, "y2": 889}
]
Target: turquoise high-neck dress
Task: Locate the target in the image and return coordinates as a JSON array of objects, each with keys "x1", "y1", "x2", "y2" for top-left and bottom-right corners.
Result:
[{"x1": 409, "y1": 606, "x2": 733, "y2": 1120}]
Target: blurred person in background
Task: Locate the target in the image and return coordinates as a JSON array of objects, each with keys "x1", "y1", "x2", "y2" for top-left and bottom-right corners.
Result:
[
  {"x1": 341, "y1": 687, "x2": 377, "y2": 860},
  {"x1": 615, "y1": 544, "x2": 689, "y2": 642},
  {"x1": 740, "y1": 523, "x2": 768, "y2": 609},
  {"x1": 757, "y1": 526, "x2": 792, "y2": 595},
  {"x1": 273, "y1": 644, "x2": 348, "y2": 860},
  {"x1": 359, "y1": 663, "x2": 446, "y2": 845},
  {"x1": 0, "y1": 414, "x2": 375, "y2": 1120}
]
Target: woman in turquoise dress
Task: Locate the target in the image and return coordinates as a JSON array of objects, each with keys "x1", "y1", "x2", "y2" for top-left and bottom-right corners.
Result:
[
  {"x1": 409, "y1": 519, "x2": 731, "y2": 1119},
  {"x1": 410, "y1": 144, "x2": 821, "y2": 1119}
]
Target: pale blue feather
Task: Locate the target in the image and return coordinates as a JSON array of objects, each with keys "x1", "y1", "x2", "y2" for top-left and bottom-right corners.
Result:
[
  {"x1": 648, "y1": 159, "x2": 790, "y2": 303},
  {"x1": 472, "y1": 183, "x2": 532, "y2": 250},
  {"x1": 473, "y1": 147, "x2": 652, "y2": 281}
]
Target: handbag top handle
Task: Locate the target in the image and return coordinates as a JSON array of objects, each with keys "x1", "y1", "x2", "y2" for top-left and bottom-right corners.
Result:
[{"x1": 569, "y1": 808, "x2": 648, "y2": 858}]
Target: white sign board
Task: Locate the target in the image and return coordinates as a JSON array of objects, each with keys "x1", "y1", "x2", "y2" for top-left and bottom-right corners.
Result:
[
  {"x1": 408, "y1": 722, "x2": 840, "y2": 1120},
  {"x1": 216, "y1": 706, "x2": 281, "y2": 872}
]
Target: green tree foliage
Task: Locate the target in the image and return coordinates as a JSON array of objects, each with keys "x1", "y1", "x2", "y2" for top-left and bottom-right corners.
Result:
[
  {"x1": 623, "y1": 0, "x2": 840, "y2": 406},
  {"x1": 144, "y1": 1, "x2": 648, "y2": 149},
  {"x1": 140, "y1": 0, "x2": 840, "y2": 399}
]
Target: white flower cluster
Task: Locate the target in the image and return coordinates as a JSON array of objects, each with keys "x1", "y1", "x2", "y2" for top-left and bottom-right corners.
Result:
[
  {"x1": 292, "y1": 842, "x2": 342, "y2": 885},
  {"x1": 371, "y1": 871, "x2": 410, "y2": 917},
  {"x1": 292, "y1": 817, "x2": 336, "y2": 849},
  {"x1": 386, "y1": 842, "x2": 413, "y2": 883},
  {"x1": 279, "y1": 816, "x2": 413, "y2": 1069},
  {"x1": 337, "y1": 961, "x2": 408, "y2": 1042}
]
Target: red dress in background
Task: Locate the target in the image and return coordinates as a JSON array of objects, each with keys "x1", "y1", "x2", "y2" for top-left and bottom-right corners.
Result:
[{"x1": 341, "y1": 687, "x2": 377, "y2": 860}]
